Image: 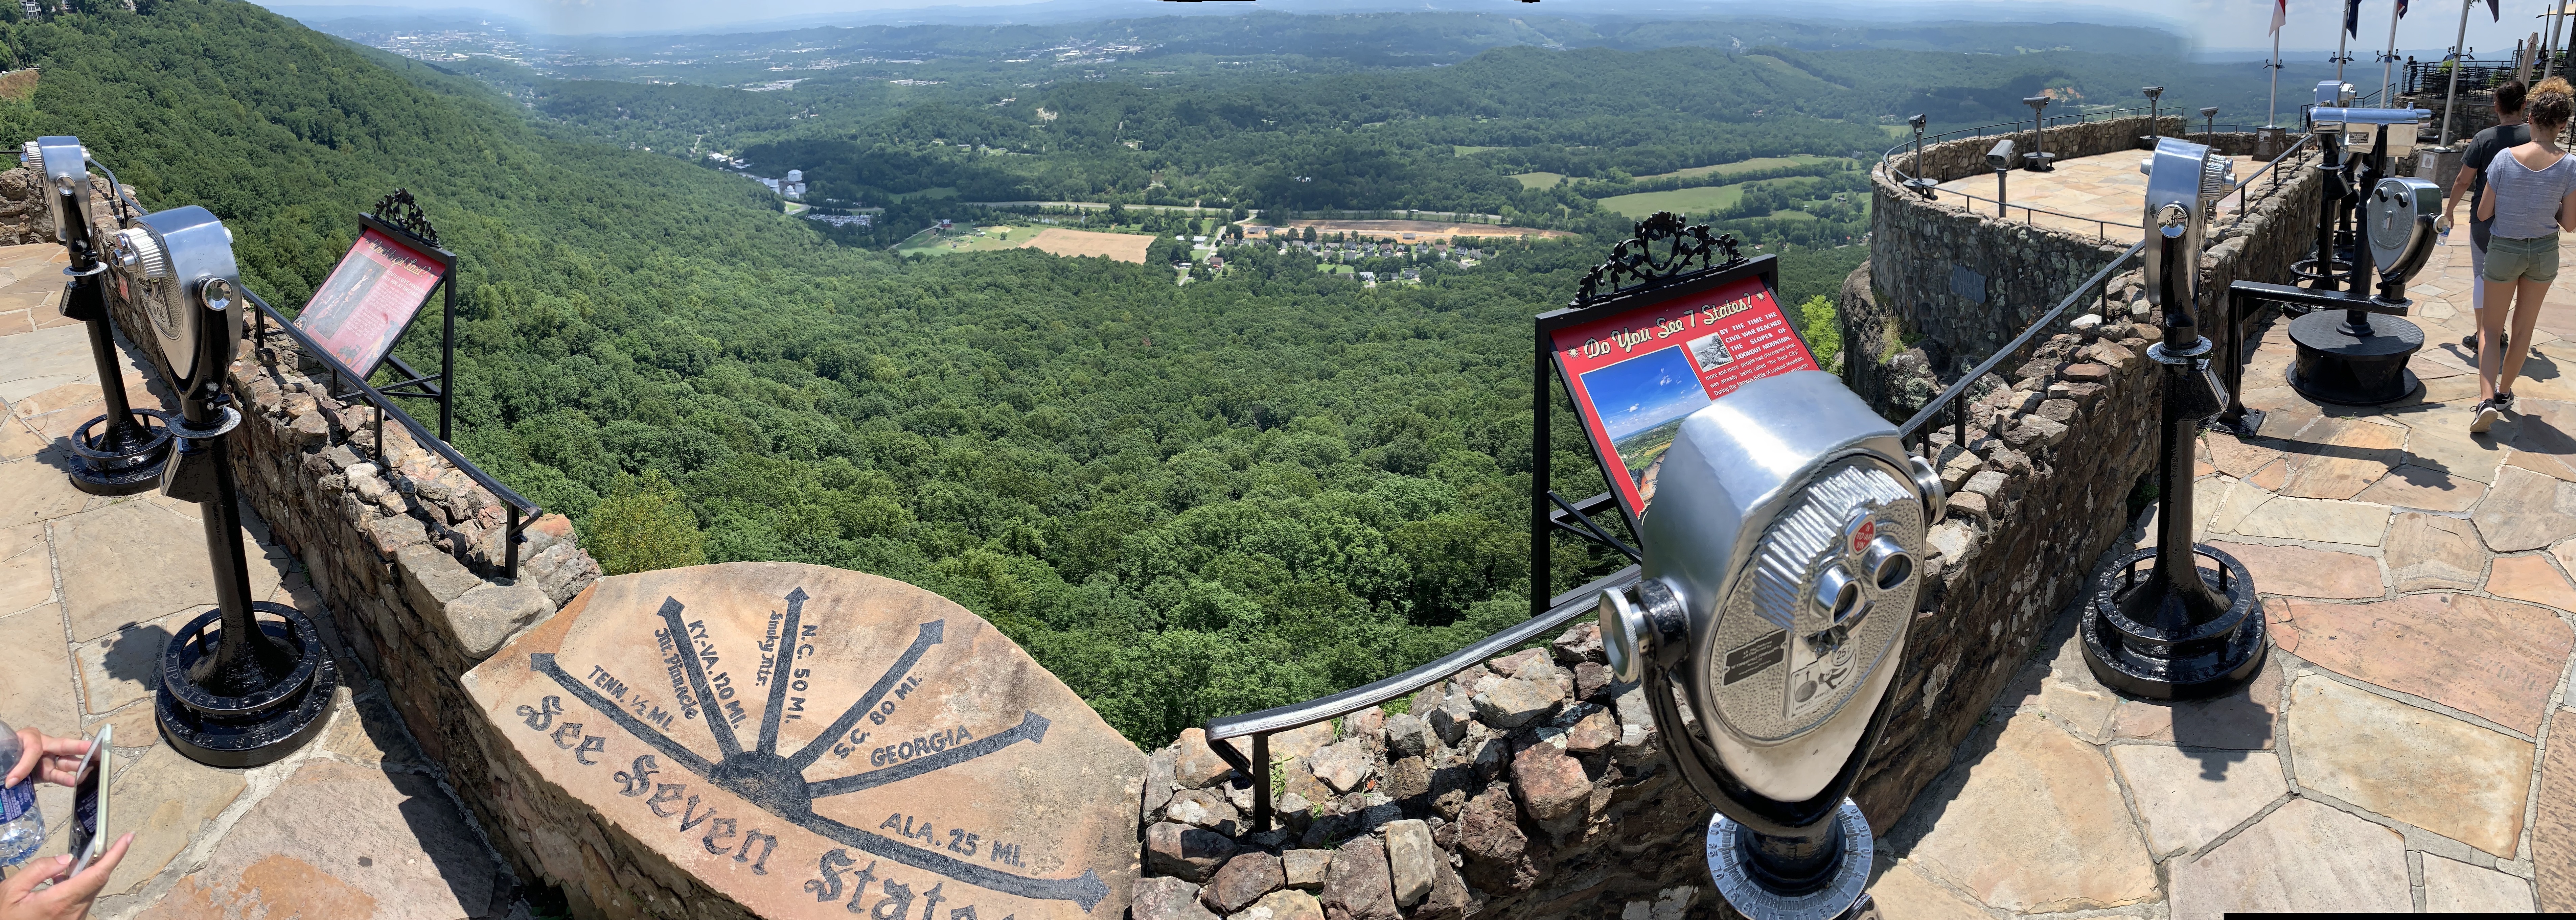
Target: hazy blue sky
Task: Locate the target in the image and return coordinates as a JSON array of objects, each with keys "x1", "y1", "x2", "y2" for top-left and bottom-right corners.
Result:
[{"x1": 253, "y1": 0, "x2": 2576, "y2": 60}]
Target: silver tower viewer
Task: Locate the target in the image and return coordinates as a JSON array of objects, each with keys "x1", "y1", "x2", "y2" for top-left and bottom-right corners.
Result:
[{"x1": 1597, "y1": 370, "x2": 1944, "y2": 920}]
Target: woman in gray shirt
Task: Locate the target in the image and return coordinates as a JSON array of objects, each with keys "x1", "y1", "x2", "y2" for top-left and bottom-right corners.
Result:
[{"x1": 2472, "y1": 88, "x2": 2576, "y2": 433}]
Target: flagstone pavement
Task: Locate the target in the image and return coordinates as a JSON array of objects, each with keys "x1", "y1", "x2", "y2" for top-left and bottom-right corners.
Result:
[
  {"x1": 1859, "y1": 213, "x2": 2576, "y2": 916},
  {"x1": 1930, "y1": 147, "x2": 2275, "y2": 245},
  {"x1": 0, "y1": 243, "x2": 525, "y2": 918}
]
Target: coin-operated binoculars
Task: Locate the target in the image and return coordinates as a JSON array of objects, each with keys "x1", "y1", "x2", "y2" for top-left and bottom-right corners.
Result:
[
  {"x1": 2023, "y1": 96, "x2": 2057, "y2": 172},
  {"x1": 2079, "y1": 138, "x2": 2269, "y2": 698},
  {"x1": 1986, "y1": 139, "x2": 2017, "y2": 217},
  {"x1": 1596, "y1": 371, "x2": 1944, "y2": 920},
  {"x1": 2290, "y1": 93, "x2": 2439, "y2": 405},
  {"x1": 111, "y1": 206, "x2": 338, "y2": 767},
  {"x1": 22, "y1": 137, "x2": 172, "y2": 495}
]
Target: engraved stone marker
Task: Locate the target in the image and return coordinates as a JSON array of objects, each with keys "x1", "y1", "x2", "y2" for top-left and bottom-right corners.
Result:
[{"x1": 464, "y1": 562, "x2": 1145, "y2": 918}]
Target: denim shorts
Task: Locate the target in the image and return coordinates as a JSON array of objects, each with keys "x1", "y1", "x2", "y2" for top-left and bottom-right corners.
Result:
[{"x1": 2484, "y1": 232, "x2": 2561, "y2": 284}]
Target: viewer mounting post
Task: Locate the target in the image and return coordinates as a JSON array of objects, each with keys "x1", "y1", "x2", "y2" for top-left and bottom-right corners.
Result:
[
  {"x1": 1987, "y1": 140, "x2": 2016, "y2": 217},
  {"x1": 27, "y1": 136, "x2": 173, "y2": 495},
  {"x1": 2141, "y1": 86, "x2": 2166, "y2": 149},
  {"x1": 1903, "y1": 114, "x2": 1936, "y2": 198},
  {"x1": 119, "y1": 205, "x2": 339, "y2": 767},
  {"x1": 2023, "y1": 96, "x2": 2056, "y2": 171},
  {"x1": 2079, "y1": 138, "x2": 2269, "y2": 699}
]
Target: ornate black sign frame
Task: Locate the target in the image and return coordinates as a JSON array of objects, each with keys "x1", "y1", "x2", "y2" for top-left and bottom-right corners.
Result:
[
  {"x1": 1532, "y1": 212, "x2": 1792, "y2": 616},
  {"x1": 271, "y1": 190, "x2": 463, "y2": 443}
]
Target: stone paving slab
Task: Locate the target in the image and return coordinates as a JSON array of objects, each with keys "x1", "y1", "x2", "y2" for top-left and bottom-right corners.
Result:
[
  {"x1": 2283, "y1": 673, "x2": 2534, "y2": 857},
  {"x1": 2166, "y1": 798, "x2": 2413, "y2": 919},
  {"x1": 2540, "y1": 708, "x2": 2576, "y2": 912},
  {"x1": 1904, "y1": 714, "x2": 2157, "y2": 913},
  {"x1": 2274, "y1": 593, "x2": 2570, "y2": 736},
  {"x1": 132, "y1": 758, "x2": 503, "y2": 920}
]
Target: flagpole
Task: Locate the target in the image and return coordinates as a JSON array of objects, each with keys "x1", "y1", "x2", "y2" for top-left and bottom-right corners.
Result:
[
  {"x1": 2273, "y1": 27, "x2": 2284, "y2": 126},
  {"x1": 2384, "y1": 0, "x2": 2403, "y2": 104},
  {"x1": 2340, "y1": 1, "x2": 2353, "y2": 80},
  {"x1": 2548, "y1": 0, "x2": 2565, "y2": 80},
  {"x1": 2444, "y1": 0, "x2": 2474, "y2": 144}
]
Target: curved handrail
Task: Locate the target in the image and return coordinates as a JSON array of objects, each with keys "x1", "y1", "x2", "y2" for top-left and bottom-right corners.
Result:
[
  {"x1": 1201, "y1": 563, "x2": 1640, "y2": 832},
  {"x1": 1877, "y1": 127, "x2": 2319, "y2": 242}
]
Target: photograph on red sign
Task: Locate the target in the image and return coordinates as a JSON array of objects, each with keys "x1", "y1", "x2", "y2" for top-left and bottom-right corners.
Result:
[
  {"x1": 1549, "y1": 271, "x2": 1818, "y2": 521},
  {"x1": 295, "y1": 227, "x2": 445, "y2": 377}
]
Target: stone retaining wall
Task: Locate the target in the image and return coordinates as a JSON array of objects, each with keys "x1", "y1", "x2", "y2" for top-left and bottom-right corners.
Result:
[
  {"x1": 1131, "y1": 628, "x2": 1716, "y2": 920},
  {"x1": 1889, "y1": 116, "x2": 2189, "y2": 185}
]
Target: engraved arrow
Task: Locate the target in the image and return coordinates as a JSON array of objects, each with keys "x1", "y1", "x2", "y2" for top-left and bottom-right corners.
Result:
[
  {"x1": 530, "y1": 653, "x2": 714, "y2": 776},
  {"x1": 789, "y1": 810, "x2": 1113, "y2": 912},
  {"x1": 657, "y1": 596, "x2": 744, "y2": 758},
  {"x1": 806, "y1": 710, "x2": 1049, "y2": 799},
  {"x1": 756, "y1": 586, "x2": 809, "y2": 756},
  {"x1": 784, "y1": 619, "x2": 945, "y2": 771}
]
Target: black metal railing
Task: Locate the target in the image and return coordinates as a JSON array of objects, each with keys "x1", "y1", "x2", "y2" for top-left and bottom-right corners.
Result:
[
  {"x1": 243, "y1": 288, "x2": 543, "y2": 579},
  {"x1": 2402, "y1": 55, "x2": 2564, "y2": 97},
  {"x1": 1894, "y1": 240, "x2": 2145, "y2": 455},
  {"x1": 1204, "y1": 564, "x2": 1640, "y2": 834},
  {"x1": 1879, "y1": 124, "x2": 2316, "y2": 243}
]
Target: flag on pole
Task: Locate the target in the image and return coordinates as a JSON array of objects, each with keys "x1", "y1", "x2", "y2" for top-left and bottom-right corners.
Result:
[
  {"x1": 2346, "y1": 0, "x2": 2363, "y2": 36},
  {"x1": 2395, "y1": 0, "x2": 2407, "y2": 16},
  {"x1": 2489, "y1": 0, "x2": 2501, "y2": 21},
  {"x1": 2273, "y1": 0, "x2": 2289, "y2": 34}
]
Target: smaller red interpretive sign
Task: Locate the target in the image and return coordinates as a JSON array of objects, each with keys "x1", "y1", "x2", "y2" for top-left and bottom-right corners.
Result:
[
  {"x1": 1550, "y1": 273, "x2": 1818, "y2": 519},
  {"x1": 296, "y1": 228, "x2": 444, "y2": 378}
]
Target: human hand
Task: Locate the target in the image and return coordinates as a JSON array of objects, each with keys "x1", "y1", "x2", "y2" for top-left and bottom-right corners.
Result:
[
  {"x1": 2437, "y1": 213, "x2": 2455, "y2": 233},
  {"x1": 5, "y1": 731, "x2": 89, "y2": 790},
  {"x1": 0, "y1": 833, "x2": 132, "y2": 920}
]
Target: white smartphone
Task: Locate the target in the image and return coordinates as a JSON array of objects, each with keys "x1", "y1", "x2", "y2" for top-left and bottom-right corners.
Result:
[{"x1": 64, "y1": 724, "x2": 108, "y2": 876}]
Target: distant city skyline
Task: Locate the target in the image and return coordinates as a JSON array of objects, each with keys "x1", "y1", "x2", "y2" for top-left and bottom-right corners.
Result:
[{"x1": 254, "y1": 0, "x2": 2576, "y2": 58}]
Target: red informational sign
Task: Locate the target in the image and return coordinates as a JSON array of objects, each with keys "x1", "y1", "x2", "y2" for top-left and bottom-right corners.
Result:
[
  {"x1": 296, "y1": 228, "x2": 444, "y2": 377},
  {"x1": 1549, "y1": 273, "x2": 1818, "y2": 518}
]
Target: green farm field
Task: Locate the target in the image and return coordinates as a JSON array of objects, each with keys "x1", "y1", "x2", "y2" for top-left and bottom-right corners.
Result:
[{"x1": 1639, "y1": 155, "x2": 1840, "y2": 181}]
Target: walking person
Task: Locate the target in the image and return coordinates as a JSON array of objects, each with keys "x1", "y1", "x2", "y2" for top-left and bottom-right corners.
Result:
[
  {"x1": 2471, "y1": 84, "x2": 2576, "y2": 432},
  {"x1": 2439, "y1": 79, "x2": 2529, "y2": 354}
]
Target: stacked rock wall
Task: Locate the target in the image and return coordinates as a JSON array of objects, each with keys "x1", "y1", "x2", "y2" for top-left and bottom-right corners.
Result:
[{"x1": 1133, "y1": 630, "x2": 1715, "y2": 920}]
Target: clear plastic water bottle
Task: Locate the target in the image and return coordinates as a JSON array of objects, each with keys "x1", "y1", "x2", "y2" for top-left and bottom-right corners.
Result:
[{"x1": 0, "y1": 720, "x2": 41, "y2": 868}]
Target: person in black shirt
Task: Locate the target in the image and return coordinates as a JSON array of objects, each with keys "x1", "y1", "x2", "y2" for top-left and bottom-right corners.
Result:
[{"x1": 2440, "y1": 80, "x2": 2531, "y2": 354}]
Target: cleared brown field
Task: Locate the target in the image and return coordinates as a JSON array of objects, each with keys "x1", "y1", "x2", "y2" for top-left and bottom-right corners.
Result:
[
  {"x1": 1017, "y1": 228, "x2": 1152, "y2": 263},
  {"x1": 1251, "y1": 219, "x2": 1576, "y2": 243}
]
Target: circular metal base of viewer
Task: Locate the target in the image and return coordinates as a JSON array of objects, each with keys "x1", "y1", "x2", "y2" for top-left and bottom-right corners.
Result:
[
  {"x1": 66, "y1": 408, "x2": 173, "y2": 496},
  {"x1": 1705, "y1": 801, "x2": 1874, "y2": 920},
  {"x1": 155, "y1": 601, "x2": 338, "y2": 768},
  {"x1": 2080, "y1": 545, "x2": 2267, "y2": 700},
  {"x1": 2287, "y1": 310, "x2": 2424, "y2": 406}
]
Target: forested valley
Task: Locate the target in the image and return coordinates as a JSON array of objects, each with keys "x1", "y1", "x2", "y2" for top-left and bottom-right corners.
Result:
[{"x1": 0, "y1": 0, "x2": 2183, "y2": 747}]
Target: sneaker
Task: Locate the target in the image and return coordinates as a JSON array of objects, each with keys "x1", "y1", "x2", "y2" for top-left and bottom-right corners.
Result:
[
  {"x1": 2497, "y1": 392, "x2": 2517, "y2": 412},
  {"x1": 2472, "y1": 399, "x2": 2503, "y2": 433},
  {"x1": 2464, "y1": 333, "x2": 2508, "y2": 353}
]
